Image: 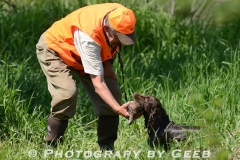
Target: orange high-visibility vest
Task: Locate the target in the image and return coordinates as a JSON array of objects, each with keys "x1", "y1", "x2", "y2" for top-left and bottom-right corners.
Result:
[{"x1": 44, "y1": 3, "x2": 124, "y2": 71}]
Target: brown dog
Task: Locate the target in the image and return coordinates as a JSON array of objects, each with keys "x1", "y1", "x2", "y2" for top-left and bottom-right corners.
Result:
[{"x1": 128, "y1": 92, "x2": 200, "y2": 151}]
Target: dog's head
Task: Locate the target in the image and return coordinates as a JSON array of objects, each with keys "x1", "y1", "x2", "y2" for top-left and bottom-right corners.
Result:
[{"x1": 133, "y1": 92, "x2": 163, "y2": 128}]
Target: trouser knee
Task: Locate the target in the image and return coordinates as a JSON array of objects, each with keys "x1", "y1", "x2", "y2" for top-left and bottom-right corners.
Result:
[{"x1": 51, "y1": 87, "x2": 78, "y2": 120}]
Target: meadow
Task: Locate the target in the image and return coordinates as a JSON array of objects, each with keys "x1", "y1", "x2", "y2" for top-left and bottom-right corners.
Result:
[{"x1": 0, "y1": 0, "x2": 239, "y2": 159}]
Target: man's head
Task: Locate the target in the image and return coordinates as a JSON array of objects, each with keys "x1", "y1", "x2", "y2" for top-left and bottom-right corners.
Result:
[{"x1": 103, "y1": 7, "x2": 136, "y2": 46}]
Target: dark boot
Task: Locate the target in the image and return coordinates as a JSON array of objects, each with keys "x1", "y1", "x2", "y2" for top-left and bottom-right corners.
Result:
[
  {"x1": 44, "y1": 116, "x2": 69, "y2": 148},
  {"x1": 97, "y1": 116, "x2": 119, "y2": 151}
]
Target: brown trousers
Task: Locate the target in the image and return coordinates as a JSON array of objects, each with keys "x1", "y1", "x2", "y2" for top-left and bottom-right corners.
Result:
[{"x1": 36, "y1": 33, "x2": 122, "y2": 120}]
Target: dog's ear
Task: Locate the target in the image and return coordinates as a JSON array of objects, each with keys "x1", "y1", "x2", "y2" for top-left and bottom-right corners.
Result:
[
  {"x1": 147, "y1": 107, "x2": 161, "y2": 126},
  {"x1": 146, "y1": 97, "x2": 162, "y2": 127}
]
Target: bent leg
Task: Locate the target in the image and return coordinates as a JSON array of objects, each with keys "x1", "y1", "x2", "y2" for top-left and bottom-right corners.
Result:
[
  {"x1": 78, "y1": 74, "x2": 122, "y2": 150},
  {"x1": 36, "y1": 34, "x2": 78, "y2": 146}
]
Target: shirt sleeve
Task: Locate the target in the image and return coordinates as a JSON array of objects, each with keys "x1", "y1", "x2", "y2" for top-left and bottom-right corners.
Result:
[{"x1": 74, "y1": 29, "x2": 103, "y2": 75}]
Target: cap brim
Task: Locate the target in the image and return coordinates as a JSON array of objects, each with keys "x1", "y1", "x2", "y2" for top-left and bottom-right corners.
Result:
[{"x1": 116, "y1": 31, "x2": 136, "y2": 45}]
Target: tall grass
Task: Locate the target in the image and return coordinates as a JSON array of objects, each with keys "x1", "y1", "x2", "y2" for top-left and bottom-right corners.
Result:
[{"x1": 0, "y1": 0, "x2": 240, "y2": 159}]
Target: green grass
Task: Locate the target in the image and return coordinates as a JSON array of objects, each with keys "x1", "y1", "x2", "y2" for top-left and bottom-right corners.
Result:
[{"x1": 0, "y1": 0, "x2": 240, "y2": 159}]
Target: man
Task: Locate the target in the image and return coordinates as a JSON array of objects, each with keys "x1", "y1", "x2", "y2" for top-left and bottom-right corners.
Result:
[{"x1": 36, "y1": 3, "x2": 138, "y2": 150}]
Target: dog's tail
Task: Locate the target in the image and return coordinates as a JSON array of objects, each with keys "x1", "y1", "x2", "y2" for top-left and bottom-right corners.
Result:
[{"x1": 164, "y1": 122, "x2": 200, "y2": 142}]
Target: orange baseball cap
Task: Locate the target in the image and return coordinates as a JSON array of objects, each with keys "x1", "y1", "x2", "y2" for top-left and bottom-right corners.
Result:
[{"x1": 108, "y1": 7, "x2": 136, "y2": 45}]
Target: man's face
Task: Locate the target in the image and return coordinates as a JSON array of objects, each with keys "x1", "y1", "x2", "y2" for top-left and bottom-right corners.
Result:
[{"x1": 104, "y1": 26, "x2": 121, "y2": 47}]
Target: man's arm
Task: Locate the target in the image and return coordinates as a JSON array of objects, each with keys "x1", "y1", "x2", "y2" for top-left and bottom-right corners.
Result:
[
  {"x1": 90, "y1": 74, "x2": 130, "y2": 119},
  {"x1": 74, "y1": 29, "x2": 130, "y2": 119}
]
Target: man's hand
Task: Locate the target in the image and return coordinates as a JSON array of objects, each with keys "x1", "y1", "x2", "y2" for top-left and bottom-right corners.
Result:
[
  {"x1": 115, "y1": 102, "x2": 131, "y2": 119},
  {"x1": 116, "y1": 102, "x2": 143, "y2": 120}
]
